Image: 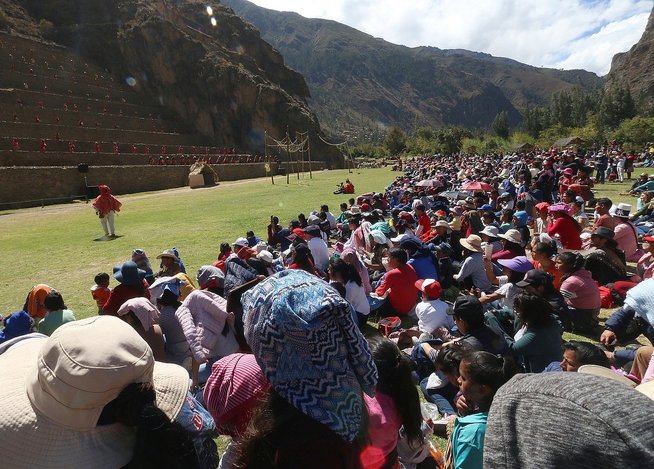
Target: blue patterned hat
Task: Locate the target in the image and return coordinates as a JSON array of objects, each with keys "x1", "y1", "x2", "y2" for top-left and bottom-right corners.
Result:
[{"x1": 241, "y1": 270, "x2": 378, "y2": 442}]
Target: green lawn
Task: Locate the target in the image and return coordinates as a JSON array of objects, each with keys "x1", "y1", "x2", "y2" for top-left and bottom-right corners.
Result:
[{"x1": 0, "y1": 168, "x2": 393, "y2": 316}]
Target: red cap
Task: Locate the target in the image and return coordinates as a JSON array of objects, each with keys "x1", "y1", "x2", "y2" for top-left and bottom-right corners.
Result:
[
  {"x1": 414, "y1": 279, "x2": 442, "y2": 299},
  {"x1": 643, "y1": 236, "x2": 654, "y2": 243}
]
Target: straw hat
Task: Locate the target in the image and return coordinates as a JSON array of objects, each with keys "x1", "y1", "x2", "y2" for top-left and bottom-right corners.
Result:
[
  {"x1": 156, "y1": 249, "x2": 179, "y2": 261},
  {"x1": 460, "y1": 234, "x2": 483, "y2": 253},
  {"x1": 577, "y1": 365, "x2": 636, "y2": 388},
  {"x1": 0, "y1": 316, "x2": 189, "y2": 468}
]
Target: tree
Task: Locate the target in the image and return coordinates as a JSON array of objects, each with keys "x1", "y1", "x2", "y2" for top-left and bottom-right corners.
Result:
[
  {"x1": 598, "y1": 85, "x2": 636, "y2": 130},
  {"x1": 384, "y1": 126, "x2": 406, "y2": 155},
  {"x1": 491, "y1": 111, "x2": 510, "y2": 139},
  {"x1": 613, "y1": 116, "x2": 654, "y2": 149}
]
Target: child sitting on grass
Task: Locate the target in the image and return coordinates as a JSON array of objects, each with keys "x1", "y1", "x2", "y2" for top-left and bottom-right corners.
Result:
[
  {"x1": 449, "y1": 351, "x2": 521, "y2": 468},
  {"x1": 414, "y1": 279, "x2": 453, "y2": 336},
  {"x1": 91, "y1": 272, "x2": 111, "y2": 314}
]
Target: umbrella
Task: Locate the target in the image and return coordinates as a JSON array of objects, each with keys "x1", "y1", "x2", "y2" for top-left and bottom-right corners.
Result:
[
  {"x1": 440, "y1": 190, "x2": 468, "y2": 200},
  {"x1": 462, "y1": 181, "x2": 493, "y2": 192},
  {"x1": 415, "y1": 179, "x2": 443, "y2": 188}
]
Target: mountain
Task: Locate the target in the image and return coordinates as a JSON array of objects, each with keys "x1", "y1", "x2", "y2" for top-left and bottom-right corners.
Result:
[
  {"x1": 4, "y1": 0, "x2": 342, "y2": 165},
  {"x1": 606, "y1": 6, "x2": 654, "y2": 113},
  {"x1": 224, "y1": 0, "x2": 604, "y2": 141}
]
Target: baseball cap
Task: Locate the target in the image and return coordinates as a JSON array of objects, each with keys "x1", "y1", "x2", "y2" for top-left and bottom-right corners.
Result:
[
  {"x1": 448, "y1": 296, "x2": 483, "y2": 320},
  {"x1": 643, "y1": 236, "x2": 654, "y2": 243},
  {"x1": 516, "y1": 269, "x2": 553, "y2": 288},
  {"x1": 415, "y1": 279, "x2": 442, "y2": 299}
]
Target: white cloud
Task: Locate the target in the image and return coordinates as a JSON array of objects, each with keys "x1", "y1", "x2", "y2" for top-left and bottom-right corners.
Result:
[{"x1": 246, "y1": 0, "x2": 651, "y2": 75}]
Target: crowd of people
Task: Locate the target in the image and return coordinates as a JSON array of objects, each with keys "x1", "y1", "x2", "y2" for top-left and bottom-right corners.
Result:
[{"x1": 2, "y1": 146, "x2": 654, "y2": 468}]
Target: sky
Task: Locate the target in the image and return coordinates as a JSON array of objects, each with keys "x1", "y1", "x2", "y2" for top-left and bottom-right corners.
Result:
[{"x1": 246, "y1": 0, "x2": 652, "y2": 76}]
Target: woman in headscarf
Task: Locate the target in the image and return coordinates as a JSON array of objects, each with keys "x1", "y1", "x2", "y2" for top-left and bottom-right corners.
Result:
[
  {"x1": 584, "y1": 227, "x2": 627, "y2": 286},
  {"x1": 547, "y1": 203, "x2": 582, "y2": 250},
  {"x1": 340, "y1": 247, "x2": 373, "y2": 295},
  {"x1": 92, "y1": 184, "x2": 121, "y2": 238},
  {"x1": 235, "y1": 270, "x2": 378, "y2": 468}
]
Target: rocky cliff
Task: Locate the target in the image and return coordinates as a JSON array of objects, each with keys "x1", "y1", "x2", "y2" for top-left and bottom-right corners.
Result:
[
  {"x1": 7, "y1": 0, "x2": 343, "y2": 165},
  {"x1": 607, "y1": 6, "x2": 654, "y2": 113}
]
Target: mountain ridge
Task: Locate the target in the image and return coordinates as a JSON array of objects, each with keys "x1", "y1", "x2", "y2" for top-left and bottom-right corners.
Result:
[{"x1": 224, "y1": 0, "x2": 604, "y2": 141}]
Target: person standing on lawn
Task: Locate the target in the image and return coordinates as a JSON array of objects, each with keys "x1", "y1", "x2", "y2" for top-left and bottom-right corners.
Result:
[{"x1": 92, "y1": 184, "x2": 122, "y2": 238}]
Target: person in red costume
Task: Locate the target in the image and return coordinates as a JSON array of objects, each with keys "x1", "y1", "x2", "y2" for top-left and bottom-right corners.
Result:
[{"x1": 92, "y1": 185, "x2": 122, "y2": 238}]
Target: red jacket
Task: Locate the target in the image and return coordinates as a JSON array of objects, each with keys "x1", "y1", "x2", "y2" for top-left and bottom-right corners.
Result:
[
  {"x1": 375, "y1": 264, "x2": 418, "y2": 315},
  {"x1": 548, "y1": 217, "x2": 582, "y2": 250}
]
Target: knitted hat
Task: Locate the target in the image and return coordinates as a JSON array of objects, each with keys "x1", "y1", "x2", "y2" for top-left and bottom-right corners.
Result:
[{"x1": 241, "y1": 270, "x2": 378, "y2": 442}]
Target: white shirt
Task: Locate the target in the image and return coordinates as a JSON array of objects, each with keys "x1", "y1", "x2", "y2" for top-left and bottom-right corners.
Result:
[
  {"x1": 325, "y1": 211, "x2": 337, "y2": 229},
  {"x1": 415, "y1": 299, "x2": 453, "y2": 333},
  {"x1": 307, "y1": 236, "x2": 330, "y2": 272},
  {"x1": 345, "y1": 280, "x2": 370, "y2": 315}
]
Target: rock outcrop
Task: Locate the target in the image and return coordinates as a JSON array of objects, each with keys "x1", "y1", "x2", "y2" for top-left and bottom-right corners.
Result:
[
  {"x1": 607, "y1": 6, "x2": 654, "y2": 113},
  {"x1": 11, "y1": 0, "x2": 343, "y2": 165}
]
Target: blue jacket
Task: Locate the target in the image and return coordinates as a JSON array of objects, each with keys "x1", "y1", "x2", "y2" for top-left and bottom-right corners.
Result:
[
  {"x1": 604, "y1": 305, "x2": 654, "y2": 344},
  {"x1": 407, "y1": 254, "x2": 438, "y2": 281}
]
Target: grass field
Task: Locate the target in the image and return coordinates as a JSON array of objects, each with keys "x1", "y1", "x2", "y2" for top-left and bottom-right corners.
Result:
[{"x1": 0, "y1": 168, "x2": 395, "y2": 316}]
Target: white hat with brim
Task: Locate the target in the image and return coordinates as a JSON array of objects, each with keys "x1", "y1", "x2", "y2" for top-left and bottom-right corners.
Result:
[
  {"x1": 497, "y1": 229, "x2": 522, "y2": 244},
  {"x1": 577, "y1": 365, "x2": 637, "y2": 388},
  {"x1": 0, "y1": 316, "x2": 189, "y2": 468},
  {"x1": 460, "y1": 234, "x2": 483, "y2": 253},
  {"x1": 636, "y1": 380, "x2": 654, "y2": 400}
]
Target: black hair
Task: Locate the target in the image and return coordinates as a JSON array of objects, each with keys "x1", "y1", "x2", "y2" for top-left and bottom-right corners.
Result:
[
  {"x1": 368, "y1": 337, "x2": 423, "y2": 445},
  {"x1": 515, "y1": 200, "x2": 526, "y2": 210},
  {"x1": 330, "y1": 259, "x2": 362, "y2": 287},
  {"x1": 340, "y1": 202, "x2": 348, "y2": 210},
  {"x1": 467, "y1": 210, "x2": 484, "y2": 235},
  {"x1": 94, "y1": 272, "x2": 110, "y2": 285},
  {"x1": 564, "y1": 189, "x2": 577, "y2": 199},
  {"x1": 462, "y1": 351, "x2": 521, "y2": 404},
  {"x1": 321, "y1": 204, "x2": 329, "y2": 212},
  {"x1": 513, "y1": 291, "x2": 554, "y2": 327},
  {"x1": 292, "y1": 243, "x2": 316, "y2": 273},
  {"x1": 415, "y1": 204, "x2": 426, "y2": 212},
  {"x1": 435, "y1": 342, "x2": 472, "y2": 377},
  {"x1": 157, "y1": 289, "x2": 181, "y2": 308},
  {"x1": 501, "y1": 208, "x2": 514, "y2": 221},
  {"x1": 534, "y1": 241, "x2": 557, "y2": 258},
  {"x1": 596, "y1": 197, "x2": 613, "y2": 207},
  {"x1": 507, "y1": 269, "x2": 526, "y2": 285},
  {"x1": 98, "y1": 382, "x2": 201, "y2": 468},
  {"x1": 44, "y1": 291, "x2": 66, "y2": 311},
  {"x1": 389, "y1": 248, "x2": 408, "y2": 264},
  {"x1": 246, "y1": 231, "x2": 255, "y2": 238},
  {"x1": 557, "y1": 251, "x2": 585, "y2": 280},
  {"x1": 235, "y1": 389, "x2": 367, "y2": 469},
  {"x1": 330, "y1": 281, "x2": 347, "y2": 298},
  {"x1": 563, "y1": 341, "x2": 610, "y2": 368},
  {"x1": 219, "y1": 243, "x2": 232, "y2": 256}
]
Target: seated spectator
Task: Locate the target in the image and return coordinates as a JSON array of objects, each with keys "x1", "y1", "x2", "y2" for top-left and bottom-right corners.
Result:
[
  {"x1": 414, "y1": 279, "x2": 453, "y2": 334},
  {"x1": 155, "y1": 283, "x2": 190, "y2": 369},
  {"x1": 612, "y1": 204, "x2": 643, "y2": 262},
  {"x1": 480, "y1": 256, "x2": 533, "y2": 311},
  {"x1": 492, "y1": 229, "x2": 525, "y2": 261},
  {"x1": 374, "y1": 248, "x2": 419, "y2": 316},
  {"x1": 555, "y1": 252, "x2": 601, "y2": 332},
  {"x1": 479, "y1": 225, "x2": 503, "y2": 255},
  {"x1": 547, "y1": 203, "x2": 582, "y2": 250},
  {"x1": 400, "y1": 238, "x2": 439, "y2": 280},
  {"x1": 38, "y1": 291, "x2": 76, "y2": 336},
  {"x1": 362, "y1": 337, "x2": 423, "y2": 469},
  {"x1": 502, "y1": 292, "x2": 563, "y2": 373},
  {"x1": 304, "y1": 225, "x2": 330, "y2": 273},
  {"x1": 155, "y1": 249, "x2": 182, "y2": 278},
  {"x1": 246, "y1": 230, "x2": 261, "y2": 247},
  {"x1": 433, "y1": 242, "x2": 456, "y2": 293},
  {"x1": 515, "y1": 270, "x2": 571, "y2": 331},
  {"x1": 530, "y1": 241, "x2": 562, "y2": 289},
  {"x1": 570, "y1": 199, "x2": 589, "y2": 230},
  {"x1": 613, "y1": 234, "x2": 654, "y2": 298},
  {"x1": 204, "y1": 353, "x2": 270, "y2": 467},
  {"x1": 0, "y1": 310, "x2": 34, "y2": 344},
  {"x1": 483, "y1": 373, "x2": 654, "y2": 468},
  {"x1": 455, "y1": 235, "x2": 493, "y2": 293},
  {"x1": 552, "y1": 341, "x2": 610, "y2": 372},
  {"x1": 451, "y1": 351, "x2": 521, "y2": 468},
  {"x1": 90, "y1": 272, "x2": 111, "y2": 314},
  {"x1": 23, "y1": 284, "x2": 53, "y2": 320},
  {"x1": 236, "y1": 270, "x2": 377, "y2": 468},
  {"x1": 267, "y1": 216, "x2": 281, "y2": 245},
  {"x1": 330, "y1": 259, "x2": 370, "y2": 328},
  {"x1": 512, "y1": 211, "x2": 531, "y2": 248},
  {"x1": 102, "y1": 262, "x2": 150, "y2": 316},
  {"x1": 0, "y1": 316, "x2": 204, "y2": 468},
  {"x1": 288, "y1": 243, "x2": 319, "y2": 276},
  {"x1": 117, "y1": 297, "x2": 165, "y2": 361},
  {"x1": 447, "y1": 296, "x2": 508, "y2": 356},
  {"x1": 584, "y1": 227, "x2": 627, "y2": 285}
]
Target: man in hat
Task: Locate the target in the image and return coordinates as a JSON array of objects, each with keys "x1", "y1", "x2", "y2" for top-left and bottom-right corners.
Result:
[
  {"x1": 304, "y1": 225, "x2": 329, "y2": 273},
  {"x1": 155, "y1": 249, "x2": 181, "y2": 278}
]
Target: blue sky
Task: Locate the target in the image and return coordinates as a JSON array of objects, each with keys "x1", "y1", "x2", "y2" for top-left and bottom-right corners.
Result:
[{"x1": 247, "y1": 0, "x2": 652, "y2": 75}]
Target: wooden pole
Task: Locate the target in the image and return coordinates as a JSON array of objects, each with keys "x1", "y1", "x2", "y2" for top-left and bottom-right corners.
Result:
[
  {"x1": 307, "y1": 135, "x2": 313, "y2": 179},
  {"x1": 265, "y1": 130, "x2": 274, "y2": 185}
]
